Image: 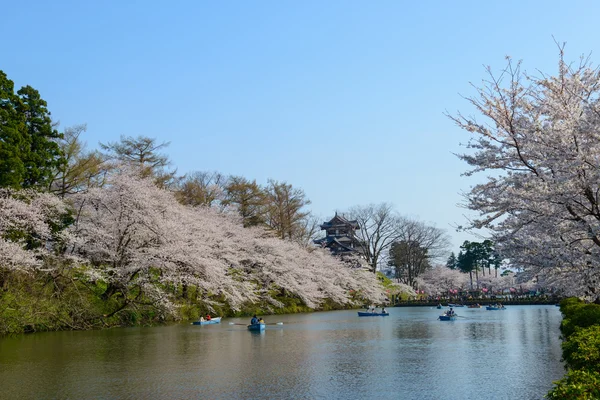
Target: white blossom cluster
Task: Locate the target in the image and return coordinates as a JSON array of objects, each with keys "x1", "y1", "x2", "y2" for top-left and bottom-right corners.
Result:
[
  {"x1": 452, "y1": 50, "x2": 600, "y2": 298},
  {"x1": 0, "y1": 189, "x2": 68, "y2": 271},
  {"x1": 0, "y1": 170, "x2": 387, "y2": 313},
  {"x1": 417, "y1": 267, "x2": 470, "y2": 295}
]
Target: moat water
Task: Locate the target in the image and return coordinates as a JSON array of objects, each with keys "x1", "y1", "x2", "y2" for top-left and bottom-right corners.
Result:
[{"x1": 0, "y1": 305, "x2": 564, "y2": 399}]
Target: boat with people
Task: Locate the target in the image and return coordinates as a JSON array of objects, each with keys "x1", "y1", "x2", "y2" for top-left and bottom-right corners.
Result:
[
  {"x1": 192, "y1": 317, "x2": 221, "y2": 325},
  {"x1": 486, "y1": 305, "x2": 506, "y2": 310},
  {"x1": 247, "y1": 323, "x2": 266, "y2": 332},
  {"x1": 357, "y1": 311, "x2": 389, "y2": 317},
  {"x1": 439, "y1": 314, "x2": 457, "y2": 321},
  {"x1": 439, "y1": 308, "x2": 458, "y2": 321},
  {"x1": 436, "y1": 304, "x2": 443, "y2": 309}
]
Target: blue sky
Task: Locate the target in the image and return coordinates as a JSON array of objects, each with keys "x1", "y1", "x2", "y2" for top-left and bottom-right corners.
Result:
[{"x1": 3, "y1": 1, "x2": 600, "y2": 253}]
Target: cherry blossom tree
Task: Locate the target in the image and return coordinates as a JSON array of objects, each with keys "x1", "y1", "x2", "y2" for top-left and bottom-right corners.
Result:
[
  {"x1": 417, "y1": 266, "x2": 469, "y2": 297},
  {"x1": 477, "y1": 274, "x2": 516, "y2": 296},
  {"x1": 0, "y1": 189, "x2": 70, "y2": 278},
  {"x1": 68, "y1": 169, "x2": 253, "y2": 314},
  {"x1": 68, "y1": 168, "x2": 387, "y2": 316},
  {"x1": 451, "y1": 45, "x2": 600, "y2": 300}
]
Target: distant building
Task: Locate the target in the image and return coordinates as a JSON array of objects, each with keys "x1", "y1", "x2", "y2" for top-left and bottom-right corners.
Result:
[{"x1": 313, "y1": 213, "x2": 362, "y2": 255}]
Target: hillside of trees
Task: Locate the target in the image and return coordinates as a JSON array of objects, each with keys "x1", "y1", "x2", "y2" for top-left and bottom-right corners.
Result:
[{"x1": 0, "y1": 70, "x2": 402, "y2": 335}]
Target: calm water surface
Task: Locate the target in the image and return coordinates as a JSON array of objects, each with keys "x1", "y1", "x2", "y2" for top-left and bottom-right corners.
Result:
[{"x1": 0, "y1": 305, "x2": 564, "y2": 399}]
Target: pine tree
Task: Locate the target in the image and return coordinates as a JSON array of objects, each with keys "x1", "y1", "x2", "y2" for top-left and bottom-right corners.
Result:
[
  {"x1": 16, "y1": 85, "x2": 64, "y2": 189},
  {"x1": 446, "y1": 252, "x2": 458, "y2": 270},
  {"x1": 0, "y1": 71, "x2": 26, "y2": 188}
]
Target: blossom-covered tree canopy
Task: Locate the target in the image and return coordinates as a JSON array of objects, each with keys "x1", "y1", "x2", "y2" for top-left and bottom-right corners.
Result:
[
  {"x1": 0, "y1": 189, "x2": 68, "y2": 271},
  {"x1": 64, "y1": 169, "x2": 387, "y2": 312},
  {"x1": 417, "y1": 267, "x2": 470, "y2": 295},
  {"x1": 451, "y1": 47, "x2": 600, "y2": 299}
]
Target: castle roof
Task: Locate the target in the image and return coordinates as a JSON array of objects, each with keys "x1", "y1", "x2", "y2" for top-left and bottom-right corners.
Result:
[{"x1": 319, "y1": 213, "x2": 359, "y2": 230}]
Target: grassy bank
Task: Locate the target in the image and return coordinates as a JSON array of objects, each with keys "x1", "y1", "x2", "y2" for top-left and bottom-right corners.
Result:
[{"x1": 0, "y1": 268, "x2": 362, "y2": 336}]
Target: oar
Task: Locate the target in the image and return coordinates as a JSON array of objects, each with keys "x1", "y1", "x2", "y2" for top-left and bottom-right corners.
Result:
[
  {"x1": 228, "y1": 322, "x2": 248, "y2": 326},
  {"x1": 266, "y1": 322, "x2": 284, "y2": 325}
]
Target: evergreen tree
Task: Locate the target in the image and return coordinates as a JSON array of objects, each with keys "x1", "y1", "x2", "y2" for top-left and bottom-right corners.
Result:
[
  {"x1": 0, "y1": 71, "x2": 65, "y2": 190},
  {"x1": 457, "y1": 244, "x2": 476, "y2": 289},
  {"x1": 457, "y1": 240, "x2": 502, "y2": 289},
  {"x1": 446, "y1": 252, "x2": 458, "y2": 269},
  {"x1": 16, "y1": 85, "x2": 64, "y2": 189},
  {"x1": 0, "y1": 71, "x2": 25, "y2": 188}
]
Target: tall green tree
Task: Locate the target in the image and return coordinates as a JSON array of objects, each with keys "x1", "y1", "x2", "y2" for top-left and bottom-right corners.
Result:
[
  {"x1": 457, "y1": 243, "x2": 476, "y2": 289},
  {"x1": 0, "y1": 71, "x2": 26, "y2": 188},
  {"x1": 457, "y1": 240, "x2": 502, "y2": 289},
  {"x1": 16, "y1": 85, "x2": 64, "y2": 189},
  {"x1": 446, "y1": 252, "x2": 458, "y2": 270}
]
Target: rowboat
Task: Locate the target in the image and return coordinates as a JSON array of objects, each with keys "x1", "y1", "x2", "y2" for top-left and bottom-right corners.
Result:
[
  {"x1": 192, "y1": 317, "x2": 222, "y2": 325},
  {"x1": 486, "y1": 306, "x2": 506, "y2": 310},
  {"x1": 357, "y1": 312, "x2": 390, "y2": 317},
  {"x1": 468, "y1": 304, "x2": 481, "y2": 308},
  {"x1": 436, "y1": 304, "x2": 443, "y2": 309},
  {"x1": 439, "y1": 315, "x2": 457, "y2": 321},
  {"x1": 247, "y1": 323, "x2": 265, "y2": 332}
]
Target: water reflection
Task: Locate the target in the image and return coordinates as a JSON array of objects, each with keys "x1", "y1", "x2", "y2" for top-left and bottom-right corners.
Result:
[{"x1": 0, "y1": 306, "x2": 564, "y2": 400}]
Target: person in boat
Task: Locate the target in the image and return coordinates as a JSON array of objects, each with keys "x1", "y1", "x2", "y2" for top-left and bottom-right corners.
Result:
[
  {"x1": 258, "y1": 317, "x2": 265, "y2": 324},
  {"x1": 446, "y1": 307, "x2": 455, "y2": 316},
  {"x1": 200, "y1": 316, "x2": 205, "y2": 322},
  {"x1": 381, "y1": 307, "x2": 387, "y2": 314},
  {"x1": 206, "y1": 314, "x2": 212, "y2": 321},
  {"x1": 250, "y1": 315, "x2": 258, "y2": 325}
]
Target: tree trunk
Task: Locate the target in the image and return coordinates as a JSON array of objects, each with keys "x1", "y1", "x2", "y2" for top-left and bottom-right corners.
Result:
[
  {"x1": 182, "y1": 284, "x2": 188, "y2": 299},
  {"x1": 469, "y1": 271, "x2": 473, "y2": 290}
]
